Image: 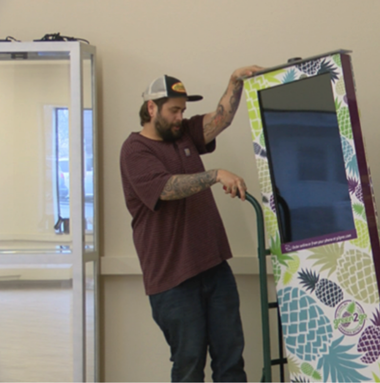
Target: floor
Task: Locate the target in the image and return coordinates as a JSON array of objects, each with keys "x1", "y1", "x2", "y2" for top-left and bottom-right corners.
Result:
[{"x1": 0, "y1": 282, "x2": 94, "y2": 382}]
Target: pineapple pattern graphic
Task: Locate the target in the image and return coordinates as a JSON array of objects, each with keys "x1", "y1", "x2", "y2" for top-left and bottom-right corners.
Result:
[
  {"x1": 337, "y1": 105, "x2": 353, "y2": 140},
  {"x1": 244, "y1": 52, "x2": 379, "y2": 381},
  {"x1": 335, "y1": 77, "x2": 346, "y2": 96},
  {"x1": 271, "y1": 233, "x2": 292, "y2": 284},
  {"x1": 296, "y1": 58, "x2": 339, "y2": 82},
  {"x1": 253, "y1": 142, "x2": 266, "y2": 158},
  {"x1": 256, "y1": 158, "x2": 272, "y2": 194},
  {"x1": 340, "y1": 135, "x2": 358, "y2": 176},
  {"x1": 287, "y1": 355, "x2": 322, "y2": 382},
  {"x1": 271, "y1": 232, "x2": 300, "y2": 285},
  {"x1": 358, "y1": 309, "x2": 380, "y2": 364},
  {"x1": 277, "y1": 286, "x2": 333, "y2": 362},
  {"x1": 263, "y1": 206, "x2": 278, "y2": 239},
  {"x1": 308, "y1": 243, "x2": 379, "y2": 304},
  {"x1": 278, "y1": 287, "x2": 369, "y2": 381},
  {"x1": 350, "y1": 219, "x2": 370, "y2": 249},
  {"x1": 296, "y1": 59, "x2": 322, "y2": 76},
  {"x1": 340, "y1": 135, "x2": 354, "y2": 162},
  {"x1": 298, "y1": 269, "x2": 343, "y2": 308},
  {"x1": 348, "y1": 177, "x2": 364, "y2": 203},
  {"x1": 291, "y1": 377, "x2": 311, "y2": 383}
]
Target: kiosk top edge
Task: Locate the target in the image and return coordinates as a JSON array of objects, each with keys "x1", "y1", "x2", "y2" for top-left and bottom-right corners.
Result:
[{"x1": 242, "y1": 49, "x2": 352, "y2": 81}]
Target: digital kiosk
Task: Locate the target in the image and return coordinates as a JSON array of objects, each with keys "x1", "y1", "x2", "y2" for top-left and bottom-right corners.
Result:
[{"x1": 244, "y1": 50, "x2": 380, "y2": 382}]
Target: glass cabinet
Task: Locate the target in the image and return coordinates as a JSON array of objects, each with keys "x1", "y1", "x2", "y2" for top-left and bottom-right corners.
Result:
[{"x1": 0, "y1": 41, "x2": 98, "y2": 382}]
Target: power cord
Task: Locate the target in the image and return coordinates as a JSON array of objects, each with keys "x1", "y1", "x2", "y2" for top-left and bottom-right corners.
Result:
[
  {"x1": 0, "y1": 36, "x2": 20, "y2": 42},
  {"x1": 34, "y1": 33, "x2": 89, "y2": 44}
]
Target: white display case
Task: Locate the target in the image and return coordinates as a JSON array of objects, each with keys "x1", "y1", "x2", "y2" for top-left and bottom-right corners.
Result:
[{"x1": 0, "y1": 41, "x2": 98, "y2": 382}]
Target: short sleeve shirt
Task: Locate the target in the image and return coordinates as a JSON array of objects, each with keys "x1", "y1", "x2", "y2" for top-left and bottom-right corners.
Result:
[{"x1": 120, "y1": 114, "x2": 232, "y2": 295}]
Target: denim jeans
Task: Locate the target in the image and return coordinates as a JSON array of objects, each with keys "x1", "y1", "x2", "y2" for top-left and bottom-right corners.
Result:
[{"x1": 149, "y1": 261, "x2": 247, "y2": 382}]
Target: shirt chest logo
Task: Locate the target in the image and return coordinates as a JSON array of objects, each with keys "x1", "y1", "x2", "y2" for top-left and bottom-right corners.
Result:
[{"x1": 184, "y1": 148, "x2": 191, "y2": 157}]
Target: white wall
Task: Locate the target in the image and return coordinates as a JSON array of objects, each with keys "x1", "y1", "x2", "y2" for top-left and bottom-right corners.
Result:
[{"x1": 1, "y1": 1, "x2": 380, "y2": 381}]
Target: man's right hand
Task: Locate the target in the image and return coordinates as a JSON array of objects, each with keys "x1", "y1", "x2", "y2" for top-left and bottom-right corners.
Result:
[{"x1": 217, "y1": 169, "x2": 247, "y2": 201}]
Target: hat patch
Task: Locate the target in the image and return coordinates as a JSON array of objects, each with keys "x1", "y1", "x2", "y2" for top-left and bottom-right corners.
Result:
[{"x1": 172, "y1": 82, "x2": 186, "y2": 93}]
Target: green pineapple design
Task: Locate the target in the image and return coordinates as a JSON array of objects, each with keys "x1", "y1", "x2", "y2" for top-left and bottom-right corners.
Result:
[
  {"x1": 337, "y1": 105, "x2": 353, "y2": 140},
  {"x1": 288, "y1": 356, "x2": 322, "y2": 382},
  {"x1": 264, "y1": 206, "x2": 278, "y2": 239},
  {"x1": 245, "y1": 70, "x2": 286, "y2": 99},
  {"x1": 332, "y1": 54, "x2": 342, "y2": 67},
  {"x1": 259, "y1": 132, "x2": 266, "y2": 147},
  {"x1": 278, "y1": 287, "x2": 370, "y2": 381},
  {"x1": 271, "y1": 255, "x2": 281, "y2": 284},
  {"x1": 270, "y1": 232, "x2": 299, "y2": 284},
  {"x1": 249, "y1": 118, "x2": 262, "y2": 140},
  {"x1": 350, "y1": 219, "x2": 370, "y2": 249},
  {"x1": 371, "y1": 363, "x2": 380, "y2": 382},
  {"x1": 256, "y1": 158, "x2": 272, "y2": 194},
  {"x1": 353, "y1": 203, "x2": 367, "y2": 221},
  {"x1": 283, "y1": 255, "x2": 300, "y2": 285},
  {"x1": 308, "y1": 243, "x2": 379, "y2": 304},
  {"x1": 287, "y1": 355, "x2": 301, "y2": 377},
  {"x1": 335, "y1": 77, "x2": 346, "y2": 96},
  {"x1": 300, "y1": 362, "x2": 322, "y2": 381},
  {"x1": 298, "y1": 269, "x2": 343, "y2": 308}
]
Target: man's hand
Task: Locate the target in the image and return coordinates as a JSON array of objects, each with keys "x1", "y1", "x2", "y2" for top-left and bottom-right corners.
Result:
[
  {"x1": 217, "y1": 169, "x2": 247, "y2": 201},
  {"x1": 231, "y1": 65, "x2": 265, "y2": 84}
]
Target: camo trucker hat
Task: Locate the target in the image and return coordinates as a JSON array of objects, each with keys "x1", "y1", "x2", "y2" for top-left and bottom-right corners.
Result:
[{"x1": 142, "y1": 75, "x2": 203, "y2": 102}]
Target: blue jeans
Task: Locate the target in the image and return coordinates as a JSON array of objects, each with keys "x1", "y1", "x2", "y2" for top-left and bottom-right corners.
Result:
[{"x1": 149, "y1": 261, "x2": 247, "y2": 382}]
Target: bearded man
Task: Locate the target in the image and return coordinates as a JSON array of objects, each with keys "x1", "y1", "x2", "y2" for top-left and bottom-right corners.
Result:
[{"x1": 120, "y1": 66, "x2": 262, "y2": 382}]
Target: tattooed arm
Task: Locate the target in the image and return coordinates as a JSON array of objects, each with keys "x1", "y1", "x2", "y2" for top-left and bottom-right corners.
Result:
[
  {"x1": 203, "y1": 65, "x2": 263, "y2": 144},
  {"x1": 161, "y1": 169, "x2": 247, "y2": 201},
  {"x1": 160, "y1": 66, "x2": 262, "y2": 202}
]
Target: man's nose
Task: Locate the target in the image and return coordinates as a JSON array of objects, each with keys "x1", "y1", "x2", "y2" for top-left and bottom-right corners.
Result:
[{"x1": 175, "y1": 111, "x2": 183, "y2": 122}]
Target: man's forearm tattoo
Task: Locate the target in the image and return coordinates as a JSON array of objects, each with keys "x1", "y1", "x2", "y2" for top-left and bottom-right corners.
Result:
[
  {"x1": 215, "y1": 103, "x2": 225, "y2": 124},
  {"x1": 203, "y1": 82, "x2": 243, "y2": 142},
  {"x1": 229, "y1": 81, "x2": 243, "y2": 116},
  {"x1": 161, "y1": 169, "x2": 218, "y2": 200},
  {"x1": 203, "y1": 102, "x2": 225, "y2": 142}
]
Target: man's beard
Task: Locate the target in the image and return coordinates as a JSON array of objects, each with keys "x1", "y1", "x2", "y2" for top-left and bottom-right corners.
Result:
[{"x1": 154, "y1": 113, "x2": 183, "y2": 142}]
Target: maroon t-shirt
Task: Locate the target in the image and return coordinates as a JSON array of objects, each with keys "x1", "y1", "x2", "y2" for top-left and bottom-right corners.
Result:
[{"x1": 120, "y1": 114, "x2": 233, "y2": 295}]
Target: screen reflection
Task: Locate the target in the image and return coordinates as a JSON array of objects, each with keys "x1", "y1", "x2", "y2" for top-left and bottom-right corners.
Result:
[{"x1": 259, "y1": 73, "x2": 355, "y2": 244}]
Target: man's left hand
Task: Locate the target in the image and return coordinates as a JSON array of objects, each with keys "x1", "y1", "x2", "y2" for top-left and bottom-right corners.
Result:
[{"x1": 232, "y1": 65, "x2": 265, "y2": 84}]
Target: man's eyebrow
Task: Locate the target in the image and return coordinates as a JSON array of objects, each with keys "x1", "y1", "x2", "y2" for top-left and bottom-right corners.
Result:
[{"x1": 170, "y1": 106, "x2": 186, "y2": 111}]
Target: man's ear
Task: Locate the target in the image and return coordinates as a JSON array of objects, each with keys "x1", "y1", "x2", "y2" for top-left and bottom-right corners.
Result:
[{"x1": 147, "y1": 100, "x2": 157, "y2": 118}]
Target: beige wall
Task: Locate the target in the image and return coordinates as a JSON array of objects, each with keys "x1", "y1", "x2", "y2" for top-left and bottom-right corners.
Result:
[
  {"x1": 1, "y1": 0, "x2": 380, "y2": 381},
  {"x1": 0, "y1": 62, "x2": 70, "y2": 241}
]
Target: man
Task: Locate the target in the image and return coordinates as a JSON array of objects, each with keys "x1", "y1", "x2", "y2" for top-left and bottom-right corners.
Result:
[{"x1": 120, "y1": 65, "x2": 262, "y2": 382}]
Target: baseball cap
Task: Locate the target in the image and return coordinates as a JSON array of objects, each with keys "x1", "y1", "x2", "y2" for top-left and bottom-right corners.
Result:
[{"x1": 142, "y1": 75, "x2": 203, "y2": 102}]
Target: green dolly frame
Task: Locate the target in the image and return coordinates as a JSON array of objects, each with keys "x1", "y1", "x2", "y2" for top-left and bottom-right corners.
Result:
[{"x1": 240, "y1": 191, "x2": 287, "y2": 382}]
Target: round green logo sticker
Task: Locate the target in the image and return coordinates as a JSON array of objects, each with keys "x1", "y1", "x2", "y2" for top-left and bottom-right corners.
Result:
[{"x1": 334, "y1": 300, "x2": 367, "y2": 336}]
